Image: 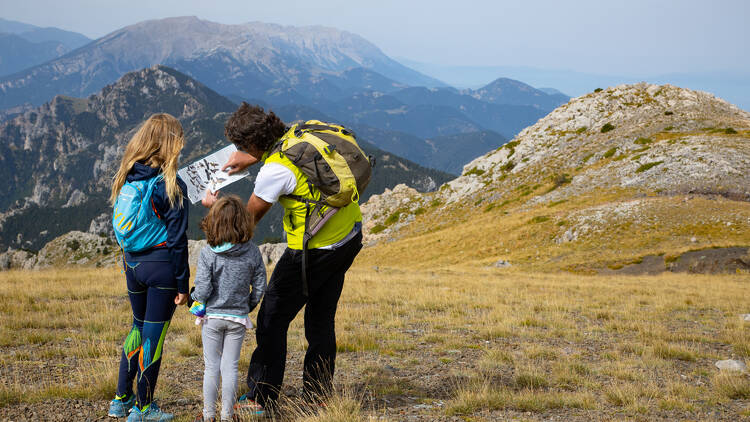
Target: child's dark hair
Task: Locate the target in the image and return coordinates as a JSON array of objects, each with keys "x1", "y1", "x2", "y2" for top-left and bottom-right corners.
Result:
[
  {"x1": 200, "y1": 195, "x2": 254, "y2": 246},
  {"x1": 224, "y1": 102, "x2": 286, "y2": 153}
]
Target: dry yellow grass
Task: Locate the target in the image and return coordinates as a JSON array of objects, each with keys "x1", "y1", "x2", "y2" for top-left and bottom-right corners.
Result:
[
  {"x1": 360, "y1": 190, "x2": 750, "y2": 273},
  {"x1": 1, "y1": 264, "x2": 750, "y2": 420}
]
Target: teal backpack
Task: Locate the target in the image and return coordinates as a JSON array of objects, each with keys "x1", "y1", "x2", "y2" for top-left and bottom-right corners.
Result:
[{"x1": 112, "y1": 175, "x2": 168, "y2": 252}]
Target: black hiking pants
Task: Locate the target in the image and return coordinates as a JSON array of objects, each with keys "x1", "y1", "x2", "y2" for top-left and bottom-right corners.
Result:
[{"x1": 246, "y1": 231, "x2": 363, "y2": 406}]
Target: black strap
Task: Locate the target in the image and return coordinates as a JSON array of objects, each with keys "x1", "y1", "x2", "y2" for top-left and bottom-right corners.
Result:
[
  {"x1": 295, "y1": 123, "x2": 339, "y2": 137},
  {"x1": 301, "y1": 201, "x2": 315, "y2": 297}
]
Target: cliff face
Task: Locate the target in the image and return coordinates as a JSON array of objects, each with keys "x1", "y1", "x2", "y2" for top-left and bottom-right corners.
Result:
[{"x1": 359, "y1": 84, "x2": 750, "y2": 272}]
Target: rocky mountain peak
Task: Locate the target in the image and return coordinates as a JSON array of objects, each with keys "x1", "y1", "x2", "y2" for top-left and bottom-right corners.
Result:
[
  {"x1": 359, "y1": 84, "x2": 749, "y2": 272},
  {"x1": 443, "y1": 83, "x2": 750, "y2": 205}
]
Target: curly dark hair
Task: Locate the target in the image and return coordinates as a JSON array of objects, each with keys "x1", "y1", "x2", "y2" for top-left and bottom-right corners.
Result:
[{"x1": 224, "y1": 102, "x2": 287, "y2": 153}]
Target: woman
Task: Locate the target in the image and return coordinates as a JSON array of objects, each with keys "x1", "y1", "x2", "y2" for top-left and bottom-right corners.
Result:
[{"x1": 107, "y1": 113, "x2": 190, "y2": 422}]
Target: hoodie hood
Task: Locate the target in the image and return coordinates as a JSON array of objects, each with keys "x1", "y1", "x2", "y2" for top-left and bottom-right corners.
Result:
[
  {"x1": 127, "y1": 162, "x2": 161, "y2": 182},
  {"x1": 214, "y1": 241, "x2": 254, "y2": 257}
]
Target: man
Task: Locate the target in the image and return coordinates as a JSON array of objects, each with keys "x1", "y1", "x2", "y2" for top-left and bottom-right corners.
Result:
[{"x1": 202, "y1": 102, "x2": 363, "y2": 412}]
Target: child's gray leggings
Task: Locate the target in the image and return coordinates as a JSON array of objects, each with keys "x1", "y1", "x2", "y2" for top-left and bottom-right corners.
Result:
[{"x1": 202, "y1": 318, "x2": 246, "y2": 420}]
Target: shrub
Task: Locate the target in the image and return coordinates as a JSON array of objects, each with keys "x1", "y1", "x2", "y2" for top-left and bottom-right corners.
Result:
[
  {"x1": 603, "y1": 147, "x2": 617, "y2": 158},
  {"x1": 594, "y1": 88, "x2": 603, "y2": 93},
  {"x1": 725, "y1": 127, "x2": 737, "y2": 134},
  {"x1": 369, "y1": 224, "x2": 386, "y2": 234},
  {"x1": 576, "y1": 127, "x2": 587, "y2": 134},
  {"x1": 664, "y1": 125, "x2": 674, "y2": 131},
  {"x1": 66, "y1": 240, "x2": 81, "y2": 251},
  {"x1": 600, "y1": 123, "x2": 615, "y2": 133},
  {"x1": 634, "y1": 137, "x2": 652, "y2": 145},
  {"x1": 635, "y1": 161, "x2": 664, "y2": 173},
  {"x1": 530, "y1": 216, "x2": 550, "y2": 224},
  {"x1": 664, "y1": 111, "x2": 673, "y2": 115},
  {"x1": 552, "y1": 173, "x2": 572, "y2": 186},
  {"x1": 500, "y1": 161, "x2": 515, "y2": 172},
  {"x1": 464, "y1": 167, "x2": 485, "y2": 177},
  {"x1": 414, "y1": 207, "x2": 426, "y2": 215},
  {"x1": 384, "y1": 211, "x2": 401, "y2": 226}
]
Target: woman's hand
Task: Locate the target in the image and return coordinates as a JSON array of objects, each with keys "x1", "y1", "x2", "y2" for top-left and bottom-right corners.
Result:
[
  {"x1": 222, "y1": 150, "x2": 258, "y2": 175},
  {"x1": 201, "y1": 189, "x2": 220, "y2": 208},
  {"x1": 174, "y1": 293, "x2": 188, "y2": 306}
]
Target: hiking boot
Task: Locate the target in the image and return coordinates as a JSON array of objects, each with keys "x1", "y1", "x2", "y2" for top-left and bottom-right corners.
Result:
[
  {"x1": 108, "y1": 394, "x2": 136, "y2": 418},
  {"x1": 126, "y1": 402, "x2": 174, "y2": 421},
  {"x1": 234, "y1": 393, "x2": 265, "y2": 416}
]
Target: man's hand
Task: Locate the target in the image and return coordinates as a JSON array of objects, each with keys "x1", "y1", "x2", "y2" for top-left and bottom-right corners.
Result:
[
  {"x1": 222, "y1": 150, "x2": 258, "y2": 175},
  {"x1": 174, "y1": 293, "x2": 188, "y2": 306},
  {"x1": 202, "y1": 189, "x2": 219, "y2": 208}
]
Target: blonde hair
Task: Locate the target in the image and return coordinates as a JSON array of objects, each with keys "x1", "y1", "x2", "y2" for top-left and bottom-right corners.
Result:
[
  {"x1": 110, "y1": 113, "x2": 185, "y2": 207},
  {"x1": 200, "y1": 195, "x2": 254, "y2": 247}
]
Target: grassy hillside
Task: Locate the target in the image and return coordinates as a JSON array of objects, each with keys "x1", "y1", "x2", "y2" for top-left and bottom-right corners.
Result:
[{"x1": 1, "y1": 266, "x2": 749, "y2": 420}]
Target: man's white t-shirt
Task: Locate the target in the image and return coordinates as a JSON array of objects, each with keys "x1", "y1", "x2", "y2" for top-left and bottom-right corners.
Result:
[
  {"x1": 252, "y1": 162, "x2": 361, "y2": 250},
  {"x1": 253, "y1": 163, "x2": 297, "y2": 204}
]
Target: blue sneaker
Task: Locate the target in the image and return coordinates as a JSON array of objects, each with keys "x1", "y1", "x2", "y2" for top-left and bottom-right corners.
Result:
[
  {"x1": 234, "y1": 393, "x2": 265, "y2": 416},
  {"x1": 126, "y1": 402, "x2": 174, "y2": 421},
  {"x1": 108, "y1": 394, "x2": 135, "y2": 418}
]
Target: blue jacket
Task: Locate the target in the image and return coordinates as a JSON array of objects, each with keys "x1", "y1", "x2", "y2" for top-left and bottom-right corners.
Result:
[{"x1": 123, "y1": 162, "x2": 190, "y2": 293}]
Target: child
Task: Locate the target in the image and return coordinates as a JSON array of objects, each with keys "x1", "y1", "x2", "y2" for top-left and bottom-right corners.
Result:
[
  {"x1": 190, "y1": 195, "x2": 267, "y2": 422},
  {"x1": 108, "y1": 113, "x2": 190, "y2": 421}
]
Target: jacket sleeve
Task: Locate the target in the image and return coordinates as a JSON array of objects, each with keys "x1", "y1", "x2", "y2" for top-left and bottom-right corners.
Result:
[
  {"x1": 248, "y1": 244, "x2": 267, "y2": 312},
  {"x1": 191, "y1": 247, "x2": 213, "y2": 303},
  {"x1": 154, "y1": 177, "x2": 191, "y2": 293}
]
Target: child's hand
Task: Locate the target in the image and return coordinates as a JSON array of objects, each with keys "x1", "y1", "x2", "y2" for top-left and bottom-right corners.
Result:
[
  {"x1": 189, "y1": 301, "x2": 206, "y2": 317},
  {"x1": 174, "y1": 293, "x2": 188, "y2": 306}
]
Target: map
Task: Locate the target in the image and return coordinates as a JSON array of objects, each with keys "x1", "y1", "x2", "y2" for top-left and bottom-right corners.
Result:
[{"x1": 178, "y1": 145, "x2": 249, "y2": 204}]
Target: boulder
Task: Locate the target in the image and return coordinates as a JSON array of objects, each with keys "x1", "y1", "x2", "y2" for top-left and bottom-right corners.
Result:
[
  {"x1": 259, "y1": 242, "x2": 287, "y2": 267},
  {"x1": 715, "y1": 359, "x2": 747, "y2": 373}
]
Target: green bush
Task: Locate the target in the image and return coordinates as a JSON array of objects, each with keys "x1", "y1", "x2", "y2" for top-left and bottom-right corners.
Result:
[
  {"x1": 500, "y1": 161, "x2": 516, "y2": 172},
  {"x1": 725, "y1": 127, "x2": 737, "y2": 134},
  {"x1": 600, "y1": 123, "x2": 615, "y2": 133},
  {"x1": 594, "y1": 88, "x2": 603, "y2": 93},
  {"x1": 603, "y1": 147, "x2": 617, "y2": 158},
  {"x1": 529, "y1": 216, "x2": 550, "y2": 224},
  {"x1": 66, "y1": 240, "x2": 81, "y2": 251},
  {"x1": 663, "y1": 125, "x2": 674, "y2": 131},
  {"x1": 370, "y1": 224, "x2": 386, "y2": 234},
  {"x1": 664, "y1": 111, "x2": 674, "y2": 115},
  {"x1": 635, "y1": 161, "x2": 664, "y2": 173},
  {"x1": 634, "y1": 137, "x2": 652, "y2": 145},
  {"x1": 464, "y1": 167, "x2": 485, "y2": 177},
  {"x1": 384, "y1": 211, "x2": 401, "y2": 226},
  {"x1": 576, "y1": 126, "x2": 587, "y2": 134}
]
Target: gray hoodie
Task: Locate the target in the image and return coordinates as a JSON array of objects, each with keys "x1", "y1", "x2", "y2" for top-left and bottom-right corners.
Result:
[{"x1": 191, "y1": 241, "x2": 266, "y2": 317}]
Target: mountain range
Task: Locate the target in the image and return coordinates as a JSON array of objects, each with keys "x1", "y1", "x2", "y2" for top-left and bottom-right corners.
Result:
[
  {"x1": 0, "y1": 18, "x2": 91, "y2": 77},
  {"x1": 0, "y1": 65, "x2": 452, "y2": 250},
  {"x1": 0, "y1": 16, "x2": 570, "y2": 174}
]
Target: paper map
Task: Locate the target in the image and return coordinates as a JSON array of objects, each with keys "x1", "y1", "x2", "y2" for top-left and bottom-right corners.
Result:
[{"x1": 178, "y1": 145, "x2": 249, "y2": 204}]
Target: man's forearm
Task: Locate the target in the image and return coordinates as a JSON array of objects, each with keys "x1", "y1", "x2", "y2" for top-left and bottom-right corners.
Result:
[{"x1": 247, "y1": 193, "x2": 272, "y2": 224}]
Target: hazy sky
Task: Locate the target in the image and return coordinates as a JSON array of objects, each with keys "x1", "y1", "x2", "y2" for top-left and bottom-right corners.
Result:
[{"x1": 2, "y1": 0, "x2": 748, "y2": 76}]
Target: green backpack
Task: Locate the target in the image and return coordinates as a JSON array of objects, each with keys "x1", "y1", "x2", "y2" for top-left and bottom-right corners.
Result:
[
  {"x1": 272, "y1": 120, "x2": 374, "y2": 294},
  {"x1": 273, "y1": 120, "x2": 373, "y2": 207}
]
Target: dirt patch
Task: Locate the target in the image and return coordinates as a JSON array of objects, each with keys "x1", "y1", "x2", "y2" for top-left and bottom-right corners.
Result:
[{"x1": 603, "y1": 247, "x2": 750, "y2": 275}]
